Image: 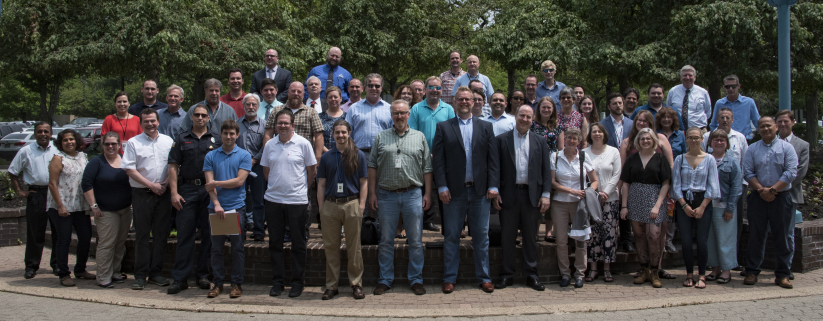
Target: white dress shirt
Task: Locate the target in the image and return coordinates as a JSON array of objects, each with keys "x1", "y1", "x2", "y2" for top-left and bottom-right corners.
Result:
[
  {"x1": 666, "y1": 84, "x2": 712, "y2": 128},
  {"x1": 8, "y1": 142, "x2": 58, "y2": 186},
  {"x1": 267, "y1": 65, "x2": 279, "y2": 80},
  {"x1": 701, "y1": 128, "x2": 749, "y2": 185},
  {"x1": 121, "y1": 132, "x2": 174, "y2": 188},
  {"x1": 306, "y1": 97, "x2": 322, "y2": 114},
  {"x1": 551, "y1": 149, "x2": 594, "y2": 202},
  {"x1": 611, "y1": 115, "x2": 624, "y2": 143},
  {"x1": 260, "y1": 132, "x2": 317, "y2": 204},
  {"x1": 514, "y1": 130, "x2": 530, "y2": 185},
  {"x1": 583, "y1": 145, "x2": 621, "y2": 202}
]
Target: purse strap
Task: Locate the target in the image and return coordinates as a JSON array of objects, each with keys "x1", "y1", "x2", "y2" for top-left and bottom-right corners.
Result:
[{"x1": 579, "y1": 150, "x2": 586, "y2": 188}]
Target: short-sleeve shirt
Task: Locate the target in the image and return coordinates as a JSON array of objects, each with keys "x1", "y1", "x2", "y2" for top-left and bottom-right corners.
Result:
[
  {"x1": 203, "y1": 145, "x2": 253, "y2": 210},
  {"x1": 264, "y1": 104, "x2": 323, "y2": 144},
  {"x1": 8, "y1": 142, "x2": 58, "y2": 186},
  {"x1": 345, "y1": 99, "x2": 393, "y2": 149},
  {"x1": 408, "y1": 99, "x2": 455, "y2": 149},
  {"x1": 317, "y1": 146, "x2": 368, "y2": 198},
  {"x1": 220, "y1": 91, "x2": 247, "y2": 118},
  {"x1": 531, "y1": 122, "x2": 564, "y2": 154},
  {"x1": 168, "y1": 129, "x2": 222, "y2": 181},
  {"x1": 620, "y1": 152, "x2": 672, "y2": 185},
  {"x1": 260, "y1": 132, "x2": 318, "y2": 204},
  {"x1": 367, "y1": 127, "x2": 432, "y2": 191},
  {"x1": 550, "y1": 150, "x2": 594, "y2": 202},
  {"x1": 121, "y1": 132, "x2": 174, "y2": 188}
]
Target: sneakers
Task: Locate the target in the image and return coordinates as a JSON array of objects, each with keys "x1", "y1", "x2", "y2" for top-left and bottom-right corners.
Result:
[
  {"x1": 169, "y1": 229, "x2": 178, "y2": 238},
  {"x1": 230, "y1": 284, "x2": 243, "y2": 298},
  {"x1": 147, "y1": 275, "x2": 170, "y2": 286},
  {"x1": 665, "y1": 240, "x2": 678, "y2": 253},
  {"x1": 208, "y1": 284, "x2": 223, "y2": 298},
  {"x1": 60, "y1": 276, "x2": 75, "y2": 287},
  {"x1": 98, "y1": 282, "x2": 114, "y2": 288}
]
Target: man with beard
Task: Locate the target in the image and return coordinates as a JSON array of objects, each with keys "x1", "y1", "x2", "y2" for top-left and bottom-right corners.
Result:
[
  {"x1": 305, "y1": 47, "x2": 353, "y2": 102},
  {"x1": 439, "y1": 50, "x2": 466, "y2": 105},
  {"x1": 622, "y1": 88, "x2": 640, "y2": 117},
  {"x1": 631, "y1": 83, "x2": 685, "y2": 130}
]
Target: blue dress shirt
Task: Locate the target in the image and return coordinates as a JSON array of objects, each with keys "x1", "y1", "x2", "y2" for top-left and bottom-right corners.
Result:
[
  {"x1": 450, "y1": 72, "x2": 494, "y2": 103},
  {"x1": 742, "y1": 138, "x2": 798, "y2": 191},
  {"x1": 128, "y1": 101, "x2": 168, "y2": 117},
  {"x1": 157, "y1": 107, "x2": 187, "y2": 141},
  {"x1": 485, "y1": 113, "x2": 516, "y2": 136},
  {"x1": 711, "y1": 94, "x2": 760, "y2": 139},
  {"x1": 438, "y1": 117, "x2": 475, "y2": 194},
  {"x1": 536, "y1": 80, "x2": 566, "y2": 106},
  {"x1": 345, "y1": 98, "x2": 393, "y2": 149},
  {"x1": 305, "y1": 64, "x2": 353, "y2": 102}
]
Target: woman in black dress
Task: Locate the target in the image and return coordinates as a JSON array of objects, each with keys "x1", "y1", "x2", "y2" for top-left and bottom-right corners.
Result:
[{"x1": 620, "y1": 128, "x2": 671, "y2": 288}]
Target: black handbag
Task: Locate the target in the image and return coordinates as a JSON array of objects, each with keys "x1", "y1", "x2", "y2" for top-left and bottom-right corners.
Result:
[{"x1": 360, "y1": 216, "x2": 381, "y2": 245}]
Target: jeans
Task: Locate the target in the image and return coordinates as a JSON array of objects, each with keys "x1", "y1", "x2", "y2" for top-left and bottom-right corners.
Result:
[
  {"x1": 171, "y1": 184, "x2": 212, "y2": 282},
  {"x1": 788, "y1": 202, "x2": 797, "y2": 267},
  {"x1": 245, "y1": 164, "x2": 266, "y2": 237},
  {"x1": 266, "y1": 200, "x2": 308, "y2": 287},
  {"x1": 377, "y1": 187, "x2": 424, "y2": 287},
  {"x1": 210, "y1": 207, "x2": 246, "y2": 286},
  {"x1": 47, "y1": 209, "x2": 92, "y2": 278},
  {"x1": 320, "y1": 198, "x2": 364, "y2": 290},
  {"x1": 746, "y1": 192, "x2": 793, "y2": 278},
  {"x1": 676, "y1": 192, "x2": 712, "y2": 275},
  {"x1": 707, "y1": 206, "x2": 738, "y2": 271},
  {"x1": 23, "y1": 188, "x2": 57, "y2": 272},
  {"x1": 132, "y1": 188, "x2": 172, "y2": 280},
  {"x1": 95, "y1": 207, "x2": 132, "y2": 284},
  {"x1": 442, "y1": 186, "x2": 491, "y2": 284}
]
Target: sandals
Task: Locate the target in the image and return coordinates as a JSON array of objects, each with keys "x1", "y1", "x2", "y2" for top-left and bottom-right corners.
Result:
[
  {"x1": 716, "y1": 273, "x2": 732, "y2": 284},
  {"x1": 585, "y1": 270, "x2": 598, "y2": 282},
  {"x1": 682, "y1": 278, "x2": 694, "y2": 287},
  {"x1": 659, "y1": 269, "x2": 677, "y2": 279},
  {"x1": 705, "y1": 273, "x2": 718, "y2": 281},
  {"x1": 395, "y1": 234, "x2": 407, "y2": 239},
  {"x1": 604, "y1": 271, "x2": 614, "y2": 282},
  {"x1": 695, "y1": 278, "x2": 706, "y2": 289}
]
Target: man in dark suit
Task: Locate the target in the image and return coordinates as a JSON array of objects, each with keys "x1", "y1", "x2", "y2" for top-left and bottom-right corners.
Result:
[
  {"x1": 303, "y1": 76, "x2": 328, "y2": 114},
  {"x1": 432, "y1": 86, "x2": 499, "y2": 294},
  {"x1": 250, "y1": 49, "x2": 293, "y2": 103},
  {"x1": 776, "y1": 110, "x2": 809, "y2": 280},
  {"x1": 492, "y1": 104, "x2": 551, "y2": 291}
]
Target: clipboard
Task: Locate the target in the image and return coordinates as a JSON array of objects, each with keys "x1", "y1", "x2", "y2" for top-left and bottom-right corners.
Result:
[{"x1": 209, "y1": 210, "x2": 241, "y2": 235}]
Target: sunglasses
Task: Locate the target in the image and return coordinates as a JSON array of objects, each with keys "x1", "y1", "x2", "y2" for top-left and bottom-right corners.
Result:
[
  {"x1": 367, "y1": 84, "x2": 381, "y2": 89},
  {"x1": 103, "y1": 143, "x2": 119, "y2": 147},
  {"x1": 511, "y1": 96, "x2": 524, "y2": 101},
  {"x1": 542, "y1": 68, "x2": 555, "y2": 73},
  {"x1": 427, "y1": 86, "x2": 442, "y2": 90},
  {"x1": 193, "y1": 113, "x2": 209, "y2": 118},
  {"x1": 724, "y1": 84, "x2": 739, "y2": 89}
]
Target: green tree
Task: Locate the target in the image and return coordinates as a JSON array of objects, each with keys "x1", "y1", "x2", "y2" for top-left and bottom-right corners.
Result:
[{"x1": 792, "y1": 1, "x2": 823, "y2": 147}]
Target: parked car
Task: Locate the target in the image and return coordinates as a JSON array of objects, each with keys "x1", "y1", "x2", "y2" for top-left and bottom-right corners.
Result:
[
  {"x1": 0, "y1": 124, "x2": 24, "y2": 138},
  {"x1": 62, "y1": 117, "x2": 99, "y2": 128},
  {"x1": 75, "y1": 127, "x2": 102, "y2": 151}
]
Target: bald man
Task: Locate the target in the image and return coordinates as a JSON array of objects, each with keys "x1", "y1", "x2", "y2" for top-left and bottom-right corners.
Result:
[
  {"x1": 305, "y1": 47, "x2": 353, "y2": 103},
  {"x1": 450, "y1": 55, "x2": 494, "y2": 104}
]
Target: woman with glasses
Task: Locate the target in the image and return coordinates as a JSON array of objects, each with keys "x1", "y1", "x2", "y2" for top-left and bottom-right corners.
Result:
[
  {"x1": 671, "y1": 127, "x2": 720, "y2": 289},
  {"x1": 705, "y1": 129, "x2": 742, "y2": 284},
  {"x1": 531, "y1": 96, "x2": 564, "y2": 243},
  {"x1": 101, "y1": 91, "x2": 142, "y2": 153},
  {"x1": 557, "y1": 87, "x2": 588, "y2": 149},
  {"x1": 656, "y1": 107, "x2": 687, "y2": 254},
  {"x1": 81, "y1": 132, "x2": 133, "y2": 288}
]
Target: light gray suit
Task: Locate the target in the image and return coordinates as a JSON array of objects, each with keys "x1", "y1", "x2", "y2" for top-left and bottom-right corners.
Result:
[{"x1": 788, "y1": 136, "x2": 810, "y2": 204}]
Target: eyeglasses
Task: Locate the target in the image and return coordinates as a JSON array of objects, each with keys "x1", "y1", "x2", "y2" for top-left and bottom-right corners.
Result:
[
  {"x1": 276, "y1": 122, "x2": 292, "y2": 127},
  {"x1": 367, "y1": 84, "x2": 381, "y2": 89},
  {"x1": 491, "y1": 98, "x2": 505, "y2": 102},
  {"x1": 473, "y1": 98, "x2": 484, "y2": 102},
  {"x1": 724, "y1": 84, "x2": 739, "y2": 89},
  {"x1": 542, "y1": 68, "x2": 555, "y2": 73},
  {"x1": 265, "y1": 55, "x2": 278, "y2": 58},
  {"x1": 103, "y1": 143, "x2": 119, "y2": 147},
  {"x1": 687, "y1": 136, "x2": 702, "y2": 141},
  {"x1": 427, "y1": 86, "x2": 442, "y2": 90},
  {"x1": 193, "y1": 113, "x2": 209, "y2": 118},
  {"x1": 391, "y1": 111, "x2": 409, "y2": 116}
]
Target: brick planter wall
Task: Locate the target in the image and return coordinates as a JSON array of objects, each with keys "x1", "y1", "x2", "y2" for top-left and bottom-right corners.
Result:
[
  {"x1": 0, "y1": 208, "x2": 26, "y2": 247},
  {"x1": 739, "y1": 219, "x2": 823, "y2": 273}
]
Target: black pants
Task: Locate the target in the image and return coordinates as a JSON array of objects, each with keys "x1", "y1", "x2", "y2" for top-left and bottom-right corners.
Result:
[
  {"x1": 266, "y1": 200, "x2": 308, "y2": 287},
  {"x1": 132, "y1": 188, "x2": 172, "y2": 280},
  {"x1": 499, "y1": 189, "x2": 539, "y2": 278},
  {"x1": 171, "y1": 184, "x2": 212, "y2": 282},
  {"x1": 619, "y1": 211, "x2": 634, "y2": 245},
  {"x1": 47, "y1": 209, "x2": 92, "y2": 278},
  {"x1": 746, "y1": 192, "x2": 794, "y2": 278},
  {"x1": 676, "y1": 191, "x2": 712, "y2": 275},
  {"x1": 23, "y1": 188, "x2": 57, "y2": 272}
]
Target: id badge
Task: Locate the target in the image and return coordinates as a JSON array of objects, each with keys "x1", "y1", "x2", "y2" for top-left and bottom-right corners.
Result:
[
  {"x1": 337, "y1": 183, "x2": 344, "y2": 193},
  {"x1": 395, "y1": 157, "x2": 402, "y2": 168}
]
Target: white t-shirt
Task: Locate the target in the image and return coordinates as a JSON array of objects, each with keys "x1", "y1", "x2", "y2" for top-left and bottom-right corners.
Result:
[{"x1": 260, "y1": 132, "x2": 317, "y2": 204}]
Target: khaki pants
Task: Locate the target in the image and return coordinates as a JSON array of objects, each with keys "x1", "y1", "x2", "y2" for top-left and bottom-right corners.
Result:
[
  {"x1": 551, "y1": 201, "x2": 587, "y2": 278},
  {"x1": 632, "y1": 220, "x2": 663, "y2": 266},
  {"x1": 94, "y1": 207, "x2": 133, "y2": 284},
  {"x1": 320, "y1": 199, "x2": 364, "y2": 290}
]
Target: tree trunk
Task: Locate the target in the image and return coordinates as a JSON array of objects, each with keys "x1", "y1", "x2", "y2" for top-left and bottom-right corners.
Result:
[
  {"x1": 192, "y1": 76, "x2": 206, "y2": 107},
  {"x1": 507, "y1": 67, "x2": 516, "y2": 97},
  {"x1": 617, "y1": 74, "x2": 629, "y2": 96},
  {"x1": 807, "y1": 91, "x2": 820, "y2": 149},
  {"x1": 39, "y1": 80, "x2": 49, "y2": 123}
]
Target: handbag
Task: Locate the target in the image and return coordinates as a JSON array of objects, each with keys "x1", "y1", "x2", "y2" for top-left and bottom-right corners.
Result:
[{"x1": 360, "y1": 216, "x2": 381, "y2": 245}]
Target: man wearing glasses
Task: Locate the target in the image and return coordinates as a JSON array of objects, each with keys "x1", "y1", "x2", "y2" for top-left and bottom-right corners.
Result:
[
  {"x1": 409, "y1": 76, "x2": 455, "y2": 232},
  {"x1": 523, "y1": 75, "x2": 539, "y2": 112},
  {"x1": 535, "y1": 60, "x2": 566, "y2": 106},
  {"x1": 710, "y1": 75, "x2": 760, "y2": 141},
  {"x1": 250, "y1": 49, "x2": 293, "y2": 103},
  {"x1": 439, "y1": 50, "x2": 466, "y2": 105},
  {"x1": 450, "y1": 55, "x2": 494, "y2": 104}
]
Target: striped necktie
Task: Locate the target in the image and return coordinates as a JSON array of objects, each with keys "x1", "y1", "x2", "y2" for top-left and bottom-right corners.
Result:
[{"x1": 681, "y1": 89, "x2": 690, "y2": 128}]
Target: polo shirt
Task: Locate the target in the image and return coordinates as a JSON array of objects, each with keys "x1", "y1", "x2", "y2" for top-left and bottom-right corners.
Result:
[
  {"x1": 317, "y1": 146, "x2": 368, "y2": 198},
  {"x1": 260, "y1": 132, "x2": 317, "y2": 204},
  {"x1": 408, "y1": 99, "x2": 455, "y2": 149},
  {"x1": 128, "y1": 100, "x2": 168, "y2": 117},
  {"x1": 183, "y1": 100, "x2": 237, "y2": 137},
  {"x1": 203, "y1": 145, "x2": 253, "y2": 210},
  {"x1": 711, "y1": 94, "x2": 760, "y2": 139},
  {"x1": 220, "y1": 91, "x2": 247, "y2": 118}
]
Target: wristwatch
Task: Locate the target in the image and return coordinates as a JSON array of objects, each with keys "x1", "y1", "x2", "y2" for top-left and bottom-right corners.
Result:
[
  {"x1": 769, "y1": 187, "x2": 778, "y2": 195},
  {"x1": 91, "y1": 203, "x2": 99, "y2": 209}
]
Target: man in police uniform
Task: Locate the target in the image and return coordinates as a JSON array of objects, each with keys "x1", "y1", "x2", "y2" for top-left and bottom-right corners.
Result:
[{"x1": 167, "y1": 104, "x2": 223, "y2": 294}]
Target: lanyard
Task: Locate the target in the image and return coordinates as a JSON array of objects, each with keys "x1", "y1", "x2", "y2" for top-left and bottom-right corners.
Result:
[{"x1": 335, "y1": 151, "x2": 343, "y2": 183}]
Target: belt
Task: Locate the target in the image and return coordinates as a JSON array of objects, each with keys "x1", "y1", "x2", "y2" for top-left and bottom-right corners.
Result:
[
  {"x1": 516, "y1": 184, "x2": 529, "y2": 189},
  {"x1": 387, "y1": 186, "x2": 415, "y2": 193},
  {"x1": 464, "y1": 182, "x2": 474, "y2": 187},
  {"x1": 183, "y1": 179, "x2": 205, "y2": 185},
  {"x1": 325, "y1": 194, "x2": 360, "y2": 203},
  {"x1": 28, "y1": 185, "x2": 49, "y2": 191},
  {"x1": 360, "y1": 148, "x2": 371, "y2": 153}
]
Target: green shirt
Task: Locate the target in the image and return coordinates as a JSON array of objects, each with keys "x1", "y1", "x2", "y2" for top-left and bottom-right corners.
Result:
[
  {"x1": 408, "y1": 99, "x2": 455, "y2": 149},
  {"x1": 368, "y1": 126, "x2": 432, "y2": 191}
]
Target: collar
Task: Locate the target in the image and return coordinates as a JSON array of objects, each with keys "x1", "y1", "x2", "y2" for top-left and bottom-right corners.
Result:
[
  {"x1": 458, "y1": 116, "x2": 472, "y2": 125},
  {"x1": 780, "y1": 132, "x2": 794, "y2": 143},
  {"x1": 515, "y1": 129, "x2": 529, "y2": 138},
  {"x1": 392, "y1": 126, "x2": 410, "y2": 137},
  {"x1": 450, "y1": 68, "x2": 464, "y2": 77},
  {"x1": 267, "y1": 65, "x2": 279, "y2": 73},
  {"x1": 164, "y1": 107, "x2": 184, "y2": 116},
  {"x1": 184, "y1": 128, "x2": 213, "y2": 139},
  {"x1": 488, "y1": 113, "x2": 509, "y2": 120},
  {"x1": 241, "y1": 116, "x2": 260, "y2": 125},
  {"x1": 610, "y1": 114, "x2": 624, "y2": 123},
  {"x1": 558, "y1": 148, "x2": 579, "y2": 162},
  {"x1": 141, "y1": 132, "x2": 161, "y2": 141},
  {"x1": 276, "y1": 132, "x2": 296, "y2": 145},
  {"x1": 761, "y1": 137, "x2": 777, "y2": 147},
  {"x1": 221, "y1": 144, "x2": 240, "y2": 155},
  {"x1": 36, "y1": 142, "x2": 53, "y2": 151},
  {"x1": 424, "y1": 99, "x2": 442, "y2": 110},
  {"x1": 466, "y1": 72, "x2": 480, "y2": 79},
  {"x1": 287, "y1": 103, "x2": 308, "y2": 112},
  {"x1": 682, "y1": 84, "x2": 694, "y2": 91},
  {"x1": 541, "y1": 80, "x2": 557, "y2": 90},
  {"x1": 326, "y1": 64, "x2": 337, "y2": 71}
]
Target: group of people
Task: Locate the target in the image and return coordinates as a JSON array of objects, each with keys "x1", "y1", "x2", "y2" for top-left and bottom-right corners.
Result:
[{"x1": 9, "y1": 47, "x2": 807, "y2": 302}]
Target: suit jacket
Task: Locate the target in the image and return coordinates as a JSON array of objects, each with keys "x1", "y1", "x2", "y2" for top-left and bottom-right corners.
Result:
[
  {"x1": 789, "y1": 136, "x2": 810, "y2": 204},
  {"x1": 250, "y1": 67, "x2": 293, "y2": 103},
  {"x1": 432, "y1": 117, "x2": 499, "y2": 198},
  {"x1": 599, "y1": 115, "x2": 633, "y2": 149},
  {"x1": 496, "y1": 129, "x2": 552, "y2": 208},
  {"x1": 303, "y1": 98, "x2": 328, "y2": 114}
]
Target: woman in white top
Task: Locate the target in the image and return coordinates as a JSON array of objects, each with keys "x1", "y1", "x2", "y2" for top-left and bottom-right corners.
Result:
[
  {"x1": 550, "y1": 128, "x2": 599, "y2": 288},
  {"x1": 47, "y1": 129, "x2": 93, "y2": 287},
  {"x1": 583, "y1": 123, "x2": 621, "y2": 283}
]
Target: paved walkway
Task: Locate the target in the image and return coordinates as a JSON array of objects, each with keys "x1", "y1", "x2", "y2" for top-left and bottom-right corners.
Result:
[{"x1": 1, "y1": 245, "x2": 821, "y2": 317}]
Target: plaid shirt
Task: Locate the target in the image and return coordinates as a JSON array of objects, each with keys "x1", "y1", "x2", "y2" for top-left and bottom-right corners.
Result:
[
  {"x1": 265, "y1": 104, "x2": 323, "y2": 144},
  {"x1": 439, "y1": 68, "x2": 466, "y2": 105}
]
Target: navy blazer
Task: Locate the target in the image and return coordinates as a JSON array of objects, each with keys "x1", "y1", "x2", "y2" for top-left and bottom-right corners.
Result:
[
  {"x1": 432, "y1": 117, "x2": 499, "y2": 198},
  {"x1": 496, "y1": 129, "x2": 552, "y2": 208},
  {"x1": 599, "y1": 115, "x2": 633, "y2": 149},
  {"x1": 250, "y1": 67, "x2": 293, "y2": 103}
]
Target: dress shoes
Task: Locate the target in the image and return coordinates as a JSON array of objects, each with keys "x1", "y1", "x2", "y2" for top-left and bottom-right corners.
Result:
[
  {"x1": 207, "y1": 284, "x2": 223, "y2": 298},
  {"x1": 743, "y1": 274, "x2": 758, "y2": 285},
  {"x1": 197, "y1": 278, "x2": 211, "y2": 290},
  {"x1": 147, "y1": 275, "x2": 170, "y2": 286},
  {"x1": 322, "y1": 289, "x2": 339, "y2": 300},
  {"x1": 526, "y1": 276, "x2": 545, "y2": 291},
  {"x1": 494, "y1": 277, "x2": 513, "y2": 289},
  {"x1": 269, "y1": 285, "x2": 284, "y2": 296},
  {"x1": 442, "y1": 282, "x2": 454, "y2": 294},
  {"x1": 352, "y1": 286, "x2": 365, "y2": 299},
  {"x1": 622, "y1": 241, "x2": 637, "y2": 253},
  {"x1": 253, "y1": 234, "x2": 265, "y2": 242},
  {"x1": 373, "y1": 283, "x2": 390, "y2": 295},
  {"x1": 559, "y1": 276, "x2": 571, "y2": 287},
  {"x1": 423, "y1": 222, "x2": 440, "y2": 232},
  {"x1": 775, "y1": 277, "x2": 793, "y2": 289},
  {"x1": 480, "y1": 282, "x2": 494, "y2": 293},
  {"x1": 574, "y1": 277, "x2": 584, "y2": 288},
  {"x1": 230, "y1": 284, "x2": 243, "y2": 298},
  {"x1": 167, "y1": 280, "x2": 188, "y2": 294},
  {"x1": 60, "y1": 276, "x2": 75, "y2": 287},
  {"x1": 411, "y1": 283, "x2": 426, "y2": 295},
  {"x1": 24, "y1": 270, "x2": 36, "y2": 279},
  {"x1": 75, "y1": 271, "x2": 96, "y2": 280},
  {"x1": 289, "y1": 284, "x2": 304, "y2": 297}
]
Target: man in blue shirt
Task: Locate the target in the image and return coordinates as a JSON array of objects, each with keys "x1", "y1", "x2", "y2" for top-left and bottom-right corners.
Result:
[
  {"x1": 345, "y1": 73, "x2": 393, "y2": 159},
  {"x1": 450, "y1": 55, "x2": 494, "y2": 104},
  {"x1": 742, "y1": 116, "x2": 798, "y2": 289},
  {"x1": 158, "y1": 84, "x2": 187, "y2": 141},
  {"x1": 128, "y1": 80, "x2": 168, "y2": 116},
  {"x1": 630, "y1": 83, "x2": 685, "y2": 130},
  {"x1": 485, "y1": 92, "x2": 516, "y2": 136},
  {"x1": 535, "y1": 60, "x2": 566, "y2": 105},
  {"x1": 711, "y1": 75, "x2": 760, "y2": 140},
  {"x1": 305, "y1": 47, "x2": 353, "y2": 102},
  {"x1": 204, "y1": 119, "x2": 253, "y2": 298}
]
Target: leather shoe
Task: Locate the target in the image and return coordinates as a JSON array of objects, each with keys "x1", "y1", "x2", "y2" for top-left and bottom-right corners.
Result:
[
  {"x1": 322, "y1": 289, "x2": 339, "y2": 300},
  {"x1": 269, "y1": 285, "x2": 284, "y2": 296},
  {"x1": 352, "y1": 285, "x2": 365, "y2": 299},
  {"x1": 559, "y1": 276, "x2": 571, "y2": 287},
  {"x1": 494, "y1": 277, "x2": 513, "y2": 289},
  {"x1": 289, "y1": 284, "x2": 304, "y2": 297},
  {"x1": 411, "y1": 283, "x2": 426, "y2": 295},
  {"x1": 167, "y1": 280, "x2": 188, "y2": 294},
  {"x1": 775, "y1": 277, "x2": 793, "y2": 289},
  {"x1": 480, "y1": 282, "x2": 494, "y2": 293},
  {"x1": 197, "y1": 278, "x2": 211, "y2": 290},
  {"x1": 743, "y1": 274, "x2": 758, "y2": 285},
  {"x1": 373, "y1": 283, "x2": 390, "y2": 295},
  {"x1": 423, "y1": 222, "x2": 440, "y2": 232},
  {"x1": 789, "y1": 272, "x2": 795, "y2": 280},
  {"x1": 526, "y1": 276, "x2": 545, "y2": 291},
  {"x1": 230, "y1": 284, "x2": 243, "y2": 298},
  {"x1": 574, "y1": 277, "x2": 584, "y2": 288},
  {"x1": 207, "y1": 284, "x2": 223, "y2": 298},
  {"x1": 442, "y1": 282, "x2": 454, "y2": 294},
  {"x1": 24, "y1": 270, "x2": 36, "y2": 279}
]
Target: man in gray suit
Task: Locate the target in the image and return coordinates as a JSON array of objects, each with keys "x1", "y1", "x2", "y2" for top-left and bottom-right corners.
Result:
[{"x1": 776, "y1": 110, "x2": 809, "y2": 280}]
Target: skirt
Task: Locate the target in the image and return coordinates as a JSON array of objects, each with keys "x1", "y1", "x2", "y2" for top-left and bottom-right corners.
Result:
[
  {"x1": 627, "y1": 183, "x2": 667, "y2": 226},
  {"x1": 587, "y1": 200, "x2": 619, "y2": 263}
]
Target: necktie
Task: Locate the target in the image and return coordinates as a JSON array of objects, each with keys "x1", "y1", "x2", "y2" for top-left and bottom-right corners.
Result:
[
  {"x1": 327, "y1": 68, "x2": 334, "y2": 94},
  {"x1": 311, "y1": 100, "x2": 316, "y2": 112},
  {"x1": 268, "y1": 69, "x2": 274, "y2": 79},
  {"x1": 681, "y1": 89, "x2": 690, "y2": 128},
  {"x1": 265, "y1": 104, "x2": 272, "y2": 120}
]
